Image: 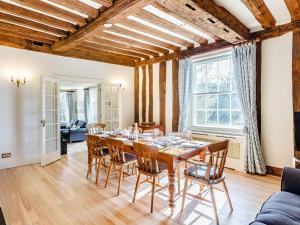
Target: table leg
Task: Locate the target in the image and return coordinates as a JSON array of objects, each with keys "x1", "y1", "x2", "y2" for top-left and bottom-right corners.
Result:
[{"x1": 168, "y1": 169, "x2": 176, "y2": 208}]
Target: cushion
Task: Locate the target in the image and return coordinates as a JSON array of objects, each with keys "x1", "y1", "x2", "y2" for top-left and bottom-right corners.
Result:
[
  {"x1": 77, "y1": 120, "x2": 86, "y2": 128},
  {"x1": 186, "y1": 165, "x2": 223, "y2": 182},
  {"x1": 70, "y1": 119, "x2": 78, "y2": 126},
  {"x1": 124, "y1": 153, "x2": 136, "y2": 162},
  {"x1": 253, "y1": 192, "x2": 300, "y2": 225}
]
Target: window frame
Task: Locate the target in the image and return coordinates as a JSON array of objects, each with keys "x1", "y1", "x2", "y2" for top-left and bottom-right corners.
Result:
[{"x1": 189, "y1": 51, "x2": 244, "y2": 136}]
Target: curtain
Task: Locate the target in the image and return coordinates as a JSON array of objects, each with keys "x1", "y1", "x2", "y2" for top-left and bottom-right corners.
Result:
[
  {"x1": 84, "y1": 88, "x2": 90, "y2": 122},
  {"x1": 67, "y1": 91, "x2": 76, "y2": 122},
  {"x1": 178, "y1": 58, "x2": 193, "y2": 131},
  {"x1": 233, "y1": 44, "x2": 266, "y2": 175}
]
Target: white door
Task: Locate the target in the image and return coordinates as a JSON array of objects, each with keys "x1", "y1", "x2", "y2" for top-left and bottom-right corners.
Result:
[{"x1": 41, "y1": 76, "x2": 61, "y2": 166}]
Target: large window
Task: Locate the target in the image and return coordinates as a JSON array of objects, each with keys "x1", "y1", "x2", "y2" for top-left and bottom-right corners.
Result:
[{"x1": 190, "y1": 52, "x2": 244, "y2": 134}]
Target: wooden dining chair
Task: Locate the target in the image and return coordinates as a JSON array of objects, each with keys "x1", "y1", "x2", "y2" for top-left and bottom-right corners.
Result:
[
  {"x1": 132, "y1": 142, "x2": 168, "y2": 213},
  {"x1": 86, "y1": 123, "x2": 106, "y2": 134},
  {"x1": 143, "y1": 129, "x2": 163, "y2": 136},
  {"x1": 181, "y1": 140, "x2": 233, "y2": 225},
  {"x1": 105, "y1": 138, "x2": 137, "y2": 196},
  {"x1": 86, "y1": 134, "x2": 110, "y2": 184}
]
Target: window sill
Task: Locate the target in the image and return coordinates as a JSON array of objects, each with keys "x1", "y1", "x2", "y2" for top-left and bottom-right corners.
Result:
[{"x1": 190, "y1": 126, "x2": 245, "y2": 138}]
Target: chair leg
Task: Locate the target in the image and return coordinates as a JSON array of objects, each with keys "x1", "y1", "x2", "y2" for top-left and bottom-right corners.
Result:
[
  {"x1": 133, "y1": 172, "x2": 141, "y2": 203},
  {"x1": 177, "y1": 165, "x2": 181, "y2": 193},
  {"x1": 86, "y1": 155, "x2": 92, "y2": 178},
  {"x1": 95, "y1": 158, "x2": 101, "y2": 184},
  {"x1": 105, "y1": 163, "x2": 112, "y2": 188},
  {"x1": 181, "y1": 176, "x2": 188, "y2": 211},
  {"x1": 222, "y1": 180, "x2": 233, "y2": 211},
  {"x1": 117, "y1": 165, "x2": 124, "y2": 196},
  {"x1": 151, "y1": 176, "x2": 156, "y2": 213},
  {"x1": 209, "y1": 185, "x2": 219, "y2": 225}
]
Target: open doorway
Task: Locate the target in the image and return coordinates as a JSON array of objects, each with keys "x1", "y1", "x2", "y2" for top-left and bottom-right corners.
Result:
[{"x1": 59, "y1": 80, "x2": 99, "y2": 155}]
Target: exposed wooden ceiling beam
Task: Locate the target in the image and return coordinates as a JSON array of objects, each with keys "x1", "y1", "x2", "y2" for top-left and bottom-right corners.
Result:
[
  {"x1": 92, "y1": 0, "x2": 113, "y2": 8},
  {"x1": 133, "y1": 10, "x2": 207, "y2": 46},
  {"x1": 155, "y1": 0, "x2": 249, "y2": 43},
  {"x1": 0, "y1": 12, "x2": 67, "y2": 37},
  {"x1": 88, "y1": 36, "x2": 160, "y2": 57},
  {"x1": 251, "y1": 20, "x2": 300, "y2": 41},
  {"x1": 0, "y1": 33, "x2": 134, "y2": 67},
  {"x1": 81, "y1": 41, "x2": 150, "y2": 59},
  {"x1": 52, "y1": 0, "x2": 153, "y2": 52},
  {"x1": 98, "y1": 31, "x2": 169, "y2": 54},
  {"x1": 241, "y1": 0, "x2": 276, "y2": 29},
  {"x1": 284, "y1": 0, "x2": 300, "y2": 21},
  {"x1": 104, "y1": 25, "x2": 180, "y2": 50},
  {"x1": 135, "y1": 40, "x2": 230, "y2": 67},
  {"x1": 0, "y1": 1, "x2": 77, "y2": 32},
  {"x1": 0, "y1": 21, "x2": 59, "y2": 41},
  {"x1": 11, "y1": 0, "x2": 87, "y2": 26},
  {"x1": 48, "y1": 0, "x2": 99, "y2": 19}
]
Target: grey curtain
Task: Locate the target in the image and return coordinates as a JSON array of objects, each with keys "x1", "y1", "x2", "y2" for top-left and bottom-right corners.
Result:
[
  {"x1": 67, "y1": 91, "x2": 76, "y2": 122},
  {"x1": 178, "y1": 58, "x2": 193, "y2": 131},
  {"x1": 233, "y1": 44, "x2": 266, "y2": 175},
  {"x1": 84, "y1": 88, "x2": 90, "y2": 122}
]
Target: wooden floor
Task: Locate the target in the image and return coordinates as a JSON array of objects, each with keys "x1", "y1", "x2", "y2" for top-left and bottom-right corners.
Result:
[{"x1": 0, "y1": 151, "x2": 280, "y2": 225}]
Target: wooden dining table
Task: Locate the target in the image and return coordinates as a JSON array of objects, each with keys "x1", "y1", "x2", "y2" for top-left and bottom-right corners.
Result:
[{"x1": 99, "y1": 134, "x2": 214, "y2": 208}]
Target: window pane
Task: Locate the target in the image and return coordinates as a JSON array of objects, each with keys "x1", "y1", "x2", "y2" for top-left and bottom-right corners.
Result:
[
  {"x1": 218, "y1": 111, "x2": 230, "y2": 126},
  {"x1": 218, "y1": 94, "x2": 230, "y2": 109},
  {"x1": 232, "y1": 111, "x2": 244, "y2": 127},
  {"x1": 218, "y1": 59, "x2": 230, "y2": 92},
  {"x1": 195, "y1": 64, "x2": 206, "y2": 92},
  {"x1": 207, "y1": 61, "x2": 217, "y2": 92},
  {"x1": 196, "y1": 95, "x2": 206, "y2": 109},
  {"x1": 231, "y1": 94, "x2": 241, "y2": 109},
  {"x1": 207, "y1": 110, "x2": 217, "y2": 125},
  {"x1": 196, "y1": 110, "x2": 206, "y2": 125},
  {"x1": 207, "y1": 79, "x2": 218, "y2": 92},
  {"x1": 207, "y1": 94, "x2": 217, "y2": 109}
]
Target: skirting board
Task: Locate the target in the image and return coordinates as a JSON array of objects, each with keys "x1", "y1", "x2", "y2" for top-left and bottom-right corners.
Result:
[
  {"x1": 266, "y1": 165, "x2": 283, "y2": 177},
  {"x1": 0, "y1": 156, "x2": 40, "y2": 170}
]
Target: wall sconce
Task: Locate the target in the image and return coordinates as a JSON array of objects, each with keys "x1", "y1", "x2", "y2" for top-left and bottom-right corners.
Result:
[{"x1": 11, "y1": 76, "x2": 26, "y2": 87}]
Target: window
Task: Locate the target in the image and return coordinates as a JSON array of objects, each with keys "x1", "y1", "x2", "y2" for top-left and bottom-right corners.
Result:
[
  {"x1": 190, "y1": 52, "x2": 244, "y2": 134},
  {"x1": 59, "y1": 91, "x2": 69, "y2": 123},
  {"x1": 76, "y1": 89, "x2": 85, "y2": 121}
]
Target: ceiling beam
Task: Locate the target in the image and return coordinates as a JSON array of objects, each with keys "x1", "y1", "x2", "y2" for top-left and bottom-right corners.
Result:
[
  {"x1": 132, "y1": 10, "x2": 207, "y2": 46},
  {"x1": 155, "y1": 0, "x2": 249, "y2": 43},
  {"x1": 135, "y1": 40, "x2": 230, "y2": 66},
  {"x1": 251, "y1": 21, "x2": 300, "y2": 41},
  {"x1": 284, "y1": 0, "x2": 300, "y2": 21},
  {"x1": 0, "y1": 1, "x2": 77, "y2": 32},
  {"x1": 0, "y1": 12, "x2": 68, "y2": 37},
  {"x1": 92, "y1": 0, "x2": 113, "y2": 8},
  {"x1": 88, "y1": 36, "x2": 160, "y2": 57},
  {"x1": 48, "y1": 0, "x2": 99, "y2": 19},
  {"x1": 104, "y1": 25, "x2": 180, "y2": 50},
  {"x1": 241, "y1": 0, "x2": 276, "y2": 29},
  {"x1": 11, "y1": 0, "x2": 87, "y2": 26},
  {"x1": 51, "y1": 0, "x2": 153, "y2": 52}
]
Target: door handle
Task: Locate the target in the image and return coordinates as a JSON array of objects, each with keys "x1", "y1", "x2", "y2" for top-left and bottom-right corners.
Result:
[{"x1": 40, "y1": 120, "x2": 46, "y2": 127}]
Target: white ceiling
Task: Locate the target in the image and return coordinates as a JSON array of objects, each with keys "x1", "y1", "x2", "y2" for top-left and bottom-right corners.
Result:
[{"x1": 213, "y1": 0, "x2": 291, "y2": 32}]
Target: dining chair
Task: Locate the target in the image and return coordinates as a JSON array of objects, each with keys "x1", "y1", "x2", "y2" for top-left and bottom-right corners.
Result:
[
  {"x1": 143, "y1": 129, "x2": 163, "y2": 136},
  {"x1": 181, "y1": 140, "x2": 233, "y2": 225},
  {"x1": 132, "y1": 142, "x2": 168, "y2": 213},
  {"x1": 86, "y1": 123, "x2": 106, "y2": 134},
  {"x1": 86, "y1": 134, "x2": 110, "y2": 184},
  {"x1": 105, "y1": 138, "x2": 137, "y2": 196}
]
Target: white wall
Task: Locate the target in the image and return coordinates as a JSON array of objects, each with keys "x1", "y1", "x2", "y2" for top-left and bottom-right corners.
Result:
[
  {"x1": 0, "y1": 46, "x2": 134, "y2": 169},
  {"x1": 261, "y1": 32, "x2": 294, "y2": 168}
]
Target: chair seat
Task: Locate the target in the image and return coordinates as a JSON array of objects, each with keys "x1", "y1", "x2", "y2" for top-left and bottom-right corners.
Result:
[
  {"x1": 138, "y1": 161, "x2": 167, "y2": 174},
  {"x1": 124, "y1": 152, "x2": 137, "y2": 162},
  {"x1": 185, "y1": 165, "x2": 224, "y2": 183},
  {"x1": 92, "y1": 147, "x2": 109, "y2": 157}
]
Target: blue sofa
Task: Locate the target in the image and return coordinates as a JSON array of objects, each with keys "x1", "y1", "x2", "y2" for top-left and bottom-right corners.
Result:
[
  {"x1": 61, "y1": 119, "x2": 87, "y2": 143},
  {"x1": 250, "y1": 167, "x2": 300, "y2": 225}
]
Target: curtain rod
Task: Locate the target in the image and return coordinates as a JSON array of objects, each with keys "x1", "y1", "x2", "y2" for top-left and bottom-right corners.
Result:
[{"x1": 233, "y1": 38, "x2": 260, "y2": 48}]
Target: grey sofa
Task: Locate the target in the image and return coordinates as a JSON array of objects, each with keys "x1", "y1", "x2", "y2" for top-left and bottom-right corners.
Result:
[{"x1": 250, "y1": 167, "x2": 300, "y2": 225}]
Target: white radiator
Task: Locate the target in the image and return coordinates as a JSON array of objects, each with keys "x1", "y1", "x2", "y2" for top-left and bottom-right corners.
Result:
[{"x1": 192, "y1": 133, "x2": 246, "y2": 172}]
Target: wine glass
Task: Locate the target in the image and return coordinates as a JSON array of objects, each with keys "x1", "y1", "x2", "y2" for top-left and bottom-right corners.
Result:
[{"x1": 153, "y1": 128, "x2": 160, "y2": 136}]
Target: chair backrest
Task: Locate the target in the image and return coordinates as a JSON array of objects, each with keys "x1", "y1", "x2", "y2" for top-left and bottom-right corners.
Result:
[
  {"x1": 86, "y1": 123, "x2": 106, "y2": 134},
  {"x1": 105, "y1": 138, "x2": 126, "y2": 163},
  {"x1": 133, "y1": 142, "x2": 160, "y2": 173},
  {"x1": 86, "y1": 134, "x2": 106, "y2": 157},
  {"x1": 205, "y1": 140, "x2": 229, "y2": 182}
]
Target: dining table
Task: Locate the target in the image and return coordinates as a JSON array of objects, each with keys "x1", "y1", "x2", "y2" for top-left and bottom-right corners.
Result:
[{"x1": 98, "y1": 133, "x2": 215, "y2": 208}]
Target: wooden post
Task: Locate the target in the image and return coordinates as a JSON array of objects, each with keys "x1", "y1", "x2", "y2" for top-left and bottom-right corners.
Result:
[
  {"x1": 148, "y1": 64, "x2": 153, "y2": 122},
  {"x1": 159, "y1": 62, "x2": 166, "y2": 133},
  {"x1": 142, "y1": 66, "x2": 147, "y2": 122},
  {"x1": 172, "y1": 59, "x2": 179, "y2": 132},
  {"x1": 134, "y1": 66, "x2": 139, "y2": 123}
]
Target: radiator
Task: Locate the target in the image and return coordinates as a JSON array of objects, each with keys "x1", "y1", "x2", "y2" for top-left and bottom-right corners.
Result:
[{"x1": 192, "y1": 133, "x2": 246, "y2": 172}]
